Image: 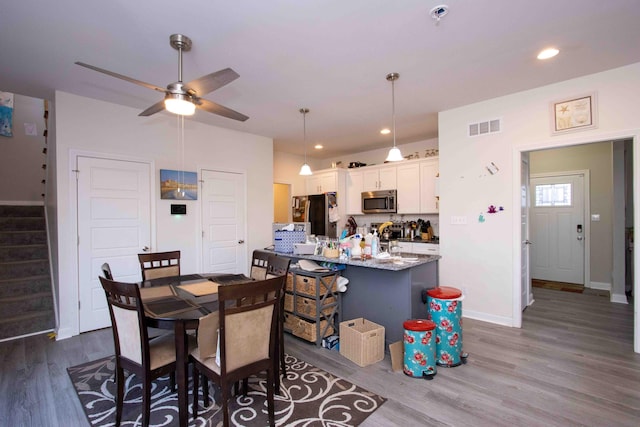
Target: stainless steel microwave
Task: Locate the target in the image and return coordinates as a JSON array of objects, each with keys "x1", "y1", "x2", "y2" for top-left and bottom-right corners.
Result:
[{"x1": 362, "y1": 190, "x2": 397, "y2": 214}]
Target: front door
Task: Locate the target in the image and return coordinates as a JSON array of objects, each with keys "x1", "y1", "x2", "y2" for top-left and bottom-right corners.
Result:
[
  {"x1": 201, "y1": 169, "x2": 246, "y2": 274},
  {"x1": 521, "y1": 154, "x2": 531, "y2": 309},
  {"x1": 530, "y1": 173, "x2": 585, "y2": 284},
  {"x1": 77, "y1": 156, "x2": 152, "y2": 332}
]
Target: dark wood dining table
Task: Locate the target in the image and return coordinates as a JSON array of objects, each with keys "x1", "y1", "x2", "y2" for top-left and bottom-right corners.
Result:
[{"x1": 141, "y1": 273, "x2": 253, "y2": 427}]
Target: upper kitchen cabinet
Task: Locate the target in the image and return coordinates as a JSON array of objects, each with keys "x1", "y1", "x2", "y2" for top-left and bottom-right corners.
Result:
[
  {"x1": 396, "y1": 163, "x2": 420, "y2": 214},
  {"x1": 306, "y1": 170, "x2": 340, "y2": 195},
  {"x1": 346, "y1": 169, "x2": 364, "y2": 215},
  {"x1": 363, "y1": 165, "x2": 397, "y2": 191},
  {"x1": 420, "y1": 158, "x2": 439, "y2": 213}
]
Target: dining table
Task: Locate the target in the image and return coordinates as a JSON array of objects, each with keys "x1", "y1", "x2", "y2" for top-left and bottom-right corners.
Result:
[{"x1": 140, "y1": 272, "x2": 254, "y2": 427}]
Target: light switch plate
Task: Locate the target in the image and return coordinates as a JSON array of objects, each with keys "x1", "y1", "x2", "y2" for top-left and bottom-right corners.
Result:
[
  {"x1": 591, "y1": 214, "x2": 600, "y2": 221},
  {"x1": 451, "y1": 215, "x2": 467, "y2": 225}
]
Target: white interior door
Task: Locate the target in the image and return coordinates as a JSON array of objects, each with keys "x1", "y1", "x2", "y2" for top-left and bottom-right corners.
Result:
[
  {"x1": 201, "y1": 169, "x2": 246, "y2": 274},
  {"x1": 531, "y1": 174, "x2": 585, "y2": 284},
  {"x1": 521, "y1": 154, "x2": 532, "y2": 309},
  {"x1": 77, "y1": 156, "x2": 151, "y2": 332}
]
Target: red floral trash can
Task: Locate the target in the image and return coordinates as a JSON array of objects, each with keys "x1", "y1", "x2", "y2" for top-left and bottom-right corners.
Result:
[
  {"x1": 426, "y1": 287, "x2": 468, "y2": 367},
  {"x1": 402, "y1": 319, "x2": 437, "y2": 379}
]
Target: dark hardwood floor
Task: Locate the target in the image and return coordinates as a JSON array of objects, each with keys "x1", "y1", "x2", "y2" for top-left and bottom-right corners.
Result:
[{"x1": 1, "y1": 287, "x2": 638, "y2": 426}]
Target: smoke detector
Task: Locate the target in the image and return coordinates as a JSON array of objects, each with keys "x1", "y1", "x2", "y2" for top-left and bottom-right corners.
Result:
[{"x1": 430, "y1": 5, "x2": 449, "y2": 22}]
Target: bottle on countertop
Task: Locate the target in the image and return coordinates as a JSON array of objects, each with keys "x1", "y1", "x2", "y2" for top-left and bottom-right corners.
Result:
[{"x1": 371, "y1": 230, "x2": 379, "y2": 257}]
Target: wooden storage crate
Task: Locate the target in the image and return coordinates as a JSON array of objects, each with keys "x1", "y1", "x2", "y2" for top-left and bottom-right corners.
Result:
[
  {"x1": 284, "y1": 312, "x2": 334, "y2": 343},
  {"x1": 291, "y1": 274, "x2": 337, "y2": 297},
  {"x1": 295, "y1": 294, "x2": 336, "y2": 317},
  {"x1": 284, "y1": 293, "x2": 294, "y2": 312},
  {"x1": 339, "y1": 318, "x2": 385, "y2": 367}
]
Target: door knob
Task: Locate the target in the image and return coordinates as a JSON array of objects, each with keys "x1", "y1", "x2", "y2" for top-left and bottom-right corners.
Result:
[
  {"x1": 577, "y1": 236, "x2": 583, "y2": 241},
  {"x1": 524, "y1": 240, "x2": 532, "y2": 245},
  {"x1": 238, "y1": 240, "x2": 245, "y2": 244},
  {"x1": 142, "y1": 246, "x2": 149, "y2": 252}
]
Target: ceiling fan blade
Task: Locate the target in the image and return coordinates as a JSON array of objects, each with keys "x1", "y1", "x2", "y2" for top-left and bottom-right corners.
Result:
[
  {"x1": 195, "y1": 98, "x2": 249, "y2": 122},
  {"x1": 138, "y1": 100, "x2": 167, "y2": 116},
  {"x1": 185, "y1": 68, "x2": 240, "y2": 96},
  {"x1": 75, "y1": 62, "x2": 166, "y2": 93}
]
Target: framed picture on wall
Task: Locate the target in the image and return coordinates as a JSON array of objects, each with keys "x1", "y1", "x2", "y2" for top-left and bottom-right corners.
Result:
[
  {"x1": 551, "y1": 92, "x2": 598, "y2": 134},
  {"x1": 160, "y1": 169, "x2": 198, "y2": 200}
]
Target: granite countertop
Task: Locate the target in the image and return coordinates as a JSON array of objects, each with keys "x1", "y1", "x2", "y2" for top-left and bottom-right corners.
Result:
[
  {"x1": 284, "y1": 252, "x2": 440, "y2": 271},
  {"x1": 393, "y1": 237, "x2": 439, "y2": 244}
]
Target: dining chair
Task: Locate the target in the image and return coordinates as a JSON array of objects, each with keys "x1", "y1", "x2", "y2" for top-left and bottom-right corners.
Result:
[
  {"x1": 138, "y1": 250, "x2": 181, "y2": 280},
  {"x1": 266, "y1": 254, "x2": 291, "y2": 392},
  {"x1": 190, "y1": 275, "x2": 284, "y2": 426},
  {"x1": 249, "y1": 249, "x2": 271, "y2": 280},
  {"x1": 101, "y1": 262, "x2": 114, "y2": 280},
  {"x1": 99, "y1": 276, "x2": 185, "y2": 427}
]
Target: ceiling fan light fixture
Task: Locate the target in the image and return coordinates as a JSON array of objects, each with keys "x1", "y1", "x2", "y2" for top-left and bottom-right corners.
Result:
[{"x1": 164, "y1": 94, "x2": 196, "y2": 116}]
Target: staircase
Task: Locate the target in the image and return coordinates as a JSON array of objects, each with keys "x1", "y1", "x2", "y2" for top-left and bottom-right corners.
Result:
[{"x1": 0, "y1": 205, "x2": 56, "y2": 341}]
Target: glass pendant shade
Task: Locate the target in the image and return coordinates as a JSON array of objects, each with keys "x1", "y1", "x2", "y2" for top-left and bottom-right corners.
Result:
[
  {"x1": 298, "y1": 108, "x2": 313, "y2": 176},
  {"x1": 385, "y1": 72, "x2": 403, "y2": 162},
  {"x1": 299, "y1": 163, "x2": 313, "y2": 175},
  {"x1": 385, "y1": 146, "x2": 404, "y2": 162},
  {"x1": 165, "y1": 94, "x2": 196, "y2": 115}
]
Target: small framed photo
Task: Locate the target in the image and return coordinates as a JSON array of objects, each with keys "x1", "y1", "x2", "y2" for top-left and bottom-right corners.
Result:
[
  {"x1": 160, "y1": 169, "x2": 198, "y2": 200},
  {"x1": 551, "y1": 92, "x2": 598, "y2": 134}
]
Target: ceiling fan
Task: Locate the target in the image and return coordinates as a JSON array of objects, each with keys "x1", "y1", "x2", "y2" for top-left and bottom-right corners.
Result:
[{"x1": 75, "y1": 34, "x2": 248, "y2": 121}]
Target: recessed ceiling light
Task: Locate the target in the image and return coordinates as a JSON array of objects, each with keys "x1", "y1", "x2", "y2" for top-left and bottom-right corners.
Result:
[
  {"x1": 430, "y1": 5, "x2": 449, "y2": 22},
  {"x1": 380, "y1": 128, "x2": 391, "y2": 135},
  {"x1": 314, "y1": 144, "x2": 323, "y2": 150},
  {"x1": 537, "y1": 47, "x2": 559, "y2": 60}
]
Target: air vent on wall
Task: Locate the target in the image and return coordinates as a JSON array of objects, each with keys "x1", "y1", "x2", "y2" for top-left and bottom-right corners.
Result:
[{"x1": 468, "y1": 118, "x2": 501, "y2": 137}]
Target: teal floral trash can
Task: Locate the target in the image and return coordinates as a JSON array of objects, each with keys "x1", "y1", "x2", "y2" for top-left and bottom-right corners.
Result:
[
  {"x1": 427, "y1": 287, "x2": 468, "y2": 367},
  {"x1": 402, "y1": 319, "x2": 437, "y2": 380}
]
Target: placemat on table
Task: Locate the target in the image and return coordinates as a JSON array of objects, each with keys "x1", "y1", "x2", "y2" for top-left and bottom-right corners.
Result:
[
  {"x1": 139, "y1": 285, "x2": 176, "y2": 301},
  {"x1": 177, "y1": 280, "x2": 219, "y2": 296},
  {"x1": 144, "y1": 296, "x2": 199, "y2": 317}
]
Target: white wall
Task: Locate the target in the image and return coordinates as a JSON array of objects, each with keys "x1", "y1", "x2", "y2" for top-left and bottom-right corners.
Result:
[
  {"x1": 54, "y1": 91, "x2": 274, "y2": 339},
  {"x1": 438, "y1": 63, "x2": 640, "y2": 338}
]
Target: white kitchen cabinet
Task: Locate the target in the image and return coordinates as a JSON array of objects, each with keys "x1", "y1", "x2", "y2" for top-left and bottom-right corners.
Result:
[
  {"x1": 420, "y1": 158, "x2": 439, "y2": 213},
  {"x1": 397, "y1": 241, "x2": 413, "y2": 253},
  {"x1": 346, "y1": 170, "x2": 364, "y2": 215},
  {"x1": 306, "y1": 171, "x2": 337, "y2": 195},
  {"x1": 411, "y1": 242, "x2": 439, "y2": 256},
  {"x1": 396, "y1": 163, "x2": 420, "y2": 214},
  {"x1": 363, "y1": 166, "x2": 396, "y2": 191}
]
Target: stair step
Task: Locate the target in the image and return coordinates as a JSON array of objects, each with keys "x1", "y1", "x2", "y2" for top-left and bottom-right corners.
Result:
[
  {"x1": 0, "y1": 245, "x2": 48, "y2": 262},
  {"x1": 0, "y1": 217, "x2": 46, "y2": 232},
  {"x1": 0, "y1": 259, "x2": 50, "y2": 281},
  {"x1": 0, "y1": 205, "x2": 44, "y2": 218},
  {"x1": 0, "y1": 292, "x2": 53, "y2": 318},
  {"x1": 0, "y1": 275, "x2": 51, "y2": 298},
  {"x1": 0, "y1": 231, "x2": 47, "y2": 246},
  {"x1": 0, "y1": 311, "x2": 55, "y2": 341}
]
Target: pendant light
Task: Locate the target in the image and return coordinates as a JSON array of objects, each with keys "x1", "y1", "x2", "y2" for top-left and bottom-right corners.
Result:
[
  {"x1": 299, "y1": 108, "x2": 313, "y2": 176},
  {"x1": 385, "y1": 72, "x2": 404, "y2": 162}
]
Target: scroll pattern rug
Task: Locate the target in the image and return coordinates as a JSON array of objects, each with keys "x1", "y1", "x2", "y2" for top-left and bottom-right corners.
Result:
[{"x1": 68, "y1": 354, "x2": 385, "y2": 426}]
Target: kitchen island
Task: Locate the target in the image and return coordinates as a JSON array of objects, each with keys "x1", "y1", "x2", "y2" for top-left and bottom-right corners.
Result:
[{"x1": 278, "y1": 252, "x2": 440, "y2": 347}]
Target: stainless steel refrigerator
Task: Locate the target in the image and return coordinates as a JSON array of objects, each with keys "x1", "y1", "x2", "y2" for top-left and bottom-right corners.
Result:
[{"x1": 291, "y1": 192, "x2": 337, "y2": 238}]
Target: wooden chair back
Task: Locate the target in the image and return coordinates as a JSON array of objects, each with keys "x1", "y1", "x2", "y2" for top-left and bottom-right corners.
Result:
[
  {"x1": 138, "y1": 251, "x2": 181, "y2": 280},
  {"x1": 250, "y1": 250, "x2": 271, "y2": 280}
]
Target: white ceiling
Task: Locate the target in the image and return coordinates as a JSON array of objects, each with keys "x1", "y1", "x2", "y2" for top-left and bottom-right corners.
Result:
[{"x1": 2, "y1": 0, "x2": 640, "y2": 159}]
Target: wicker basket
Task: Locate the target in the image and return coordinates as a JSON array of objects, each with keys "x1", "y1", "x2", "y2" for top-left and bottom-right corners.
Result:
[
  {"x1": 339, "y1": 318, "x2": 385, "y2": 367},
  {"x1": 284, "y1": 312, "x2": 334, "y2": 343}
]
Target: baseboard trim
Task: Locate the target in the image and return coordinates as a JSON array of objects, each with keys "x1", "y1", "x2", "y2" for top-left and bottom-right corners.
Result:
[
  {"x1": 462, "y1": 309, "x2": 514, "y2": 327},
  {"x1": 611, "y1": 293, "x2": 629, "y2": 304},
  {"x1": 0, "y1": 200, "x2": 44, "y2": 206},
  {"x1": 589, "y1": 281, "x2": 611, "y2": 291},
  {"x1": 0, "y1": 328, "x2": 54, "y2": 343}
]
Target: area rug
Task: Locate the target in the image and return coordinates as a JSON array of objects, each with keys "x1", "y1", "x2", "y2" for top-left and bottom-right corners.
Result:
[{"x1": 68, "y1": 354, "x2": 385, "y2": 426}]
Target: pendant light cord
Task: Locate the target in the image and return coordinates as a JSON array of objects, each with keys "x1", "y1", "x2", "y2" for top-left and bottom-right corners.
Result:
[{"x1": 392, "y1": 78, "x2": 396, "y2": 148}]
